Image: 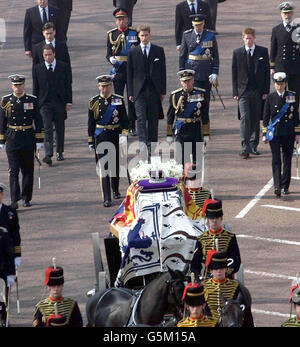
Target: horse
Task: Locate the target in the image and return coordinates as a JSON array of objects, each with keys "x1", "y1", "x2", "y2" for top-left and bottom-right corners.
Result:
[
  {"x1": 217, "y1": 283, "x2": 254, "y2": 327},
  {"x1": 86, "y1": 267, "x2": 186, "y2": 327}
]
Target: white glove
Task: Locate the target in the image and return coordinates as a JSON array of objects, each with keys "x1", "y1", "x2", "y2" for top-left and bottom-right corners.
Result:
[
  {"x1": 89, "y1": 144, "x2": 95, "y2": 152},
  {"x1": 6, "y1": 275, "x2": 15, "y2": 287},
  {"x1": 166, "y1": 136, "x2": 173, "y2": 144},
  {"x1": 15, "y1": 257, "x2": 21, "y2": 270},
  {"x1": 110, "y1": 56, "x2": 118, "y2": 65},
  {"x1": 119, "y1": 135, "x2": 127, "y2": 146},
  {"x1": 0, "y1": 144, "x2": 6, "y2": 150},
  {"x1": 209, "y1": 74, "x2": 218, "y2": 83},
  {"x1": 204, "y1": 136, "x2": 210, "y2": 144},
  {"x1": 36, "y1": 143, "x2": 43, "y2": 151},
  {"x1": 176, "y1": 45, "x2": 181, "y2": 51}
]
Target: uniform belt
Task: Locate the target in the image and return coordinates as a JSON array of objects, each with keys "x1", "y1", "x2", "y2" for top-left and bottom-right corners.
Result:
[
  {"x1": 8, "y1": 125, "x2": 33, "y2": 131},
  {"x1": 96, "y1": 124, "x2": 120, "y2": 129},
  {"x1": 176, "y1": 117, "x2": 201, "y2": 123},
  {"x1": 115, "y1": 56, "x2": 128, "y2": 62},
  {"x1": 188, "y1": 54, "x2": 211, "y2": 61}
]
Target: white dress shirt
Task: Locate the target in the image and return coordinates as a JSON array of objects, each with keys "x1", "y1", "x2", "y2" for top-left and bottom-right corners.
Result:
[
  {"x1": 187, "y1": 0, "x2": 197, "y2": 13},
  {"x1": 45, "y1": 58, "x2": 56, "y2": 71},
  {"x1": 276, "y1": 90, "x2": 285, "y2": 98},
  {"x1": 245, "y1": 44, "x2": 256, "y2": 56},
  {"x1": 39, "y1": 6, "x2": 49, "y2": 23},
  {"x1": 45, "y1": 38, "x2": 56, "y2": 47},
  {"x1": 140, "y1": 43, "x2": 151, "y2": 57}
]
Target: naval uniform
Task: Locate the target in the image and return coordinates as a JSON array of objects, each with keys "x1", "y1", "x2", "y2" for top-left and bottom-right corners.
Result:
[
  {"x1": 263, "y1": 90, "x2": 300, "y2": 192},
  {"x1": 191, "y1": 228, "x2": 241, "y2": 277},
  {"x1": 179, "y1": 28, "x2": 219, "y2": 116},
  {"x1": 281, "y1": 316, "x2": 300, "y2": 327},
  {"x1": 270, "y1": 21, "x2": 300, "y2": 107},
  {"x1": 107, "y1": 26, "x2": 138, "y2": 131},
  {"x1": 0, "y1": 93, "x2": 44, "y2": 204},
  {"x1": 177, "y1": 314, "x2": 217, "y2": 327},
  {"x1": 167, "y1": 86, "x2": 209, "y2": 166},
  {"x1": 88, "y1": 93, "x2": 128, "y2": 202},
  {"x1": 33, "y1": 296, "x2": 83, "y2": 327}
]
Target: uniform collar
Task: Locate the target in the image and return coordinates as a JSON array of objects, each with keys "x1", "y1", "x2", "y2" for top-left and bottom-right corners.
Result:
[
  {"x1": 212, "y1": 277, "x2": 227, "y2": 284},
  {"x1": 118, "y1": 26, "x2": 128, "y2": 33},
  {"x1": 209, "y1": 228, "x2": 222, "y2": 235},
  {"x1": 49, "y1": 296, "x2": 63, "y2": 302},
  {"x1": 190, "y1": 314, "x2": 204, "y2": 321},
  {"x1": 283, "y1": 20, "x2": 295, "y2": 27},
  {"x1": 13, "y1": 92, "x2": 25, "y2": 99},
  {"x1": 276, "y1": 90, "x2": 286, "y2": 98},
  {"x1": 100, "y1": 93, "x2": 112, "y2": 100}
]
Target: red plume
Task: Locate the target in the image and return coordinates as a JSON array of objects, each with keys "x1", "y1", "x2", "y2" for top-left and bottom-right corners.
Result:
[
  {"x1": 205, "y1": 250, "x2": 218, "y2": 268},
  {"x1": 182, "y1": 282, "x2": 199, "y2": 302},
  {"x1": 289, "y1": 285, "x2": 299, "y2": 302},
  {"x1": 202, "y1": 199, "x2": 217, "y2": 216}
]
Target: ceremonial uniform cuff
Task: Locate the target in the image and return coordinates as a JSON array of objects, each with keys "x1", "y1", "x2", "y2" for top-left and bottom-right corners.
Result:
[
  {"x1": 202, "y1": 123, "x2": 210, "y2": 136},
  {"x1": 14, "y1": 246, "x2": 21, "y2": 257},
  {"x1": 35, "y1": 132, "x2": 44, "y2": 142},
  {"x1": 167, "y1": 124, "x2": 173, "y2": 136},
  {"x1": 88, "y1": 137, "x2": 93, "y2": 144},
  {"x1": 262, "y1": 127, "x2": 267, "y2": 135},
  {"x1": 270, "y1": 62, "x2": 275, "y2": 69},
  {"x1": 121, "y1": 129, "x2": 129, "y2": 136},
  {"x1": 0, "y1": 134, "x2": 5, "y2": 143},
  {"x1": 294, "y1": 126, "x2": 300, "y2": 135}
]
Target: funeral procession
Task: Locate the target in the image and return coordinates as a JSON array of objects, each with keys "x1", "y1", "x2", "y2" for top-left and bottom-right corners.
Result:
[{"x1": 1, "y1": 0, "x2": 300, "y2": 333}]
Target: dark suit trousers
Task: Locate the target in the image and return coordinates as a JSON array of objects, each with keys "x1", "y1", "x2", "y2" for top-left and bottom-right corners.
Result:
[
  {"x1": 238, "y1": 89, "x2": 261, "y2": 152},
  {"x1": 269, "y1": 135, "x2": 294, "y2": 190},
  {"x1": 95, "y1": 135, "x2": 120, "y2": 202},
  {"x1": 135, "y1": 85, "x2": 160, "y2": 148},
  {"x1": 58, "y1": 9, "x2": 71, "y2": 41},
  {"x1": 113, "y1": 75, "x2": 136, "y2": 130},
  {"x1": 40, "y1": 101, "x2": 65, "y2": 157},
  {"x1": 6, "y1": 149, "x2": 34, "y2": 203}
]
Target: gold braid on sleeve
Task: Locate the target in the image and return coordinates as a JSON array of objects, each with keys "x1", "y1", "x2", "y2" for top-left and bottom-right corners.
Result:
[
  {"x1": 173, "y1": 95, "x2": 184, "y2": 115},
  {"x1": 1, "y1": 99, "x2": 12, "y2": 118},
  {"x1": 109, "y1": 32, "x2": 125, "y2": 55},
  {"x1": 89, "y1": 99, "x2": 99, "y2": 120}
]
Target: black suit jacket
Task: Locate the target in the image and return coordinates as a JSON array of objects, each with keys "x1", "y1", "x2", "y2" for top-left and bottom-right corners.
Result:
[
  {"x1": 48, "y1": 0, "x2": 73, "y2": 10},
  {"x1": 33, "y1": 60, "x2": 72, "y2": 107},
  {"x1": 232, "y1": 45, "x2": 270, "y2": 97},
  {"x1": 23, "y1": 5, "x2": 61, "y2": 51},
  {"x1": 127, "y1": 44, "x2": 166, "y2": 99},
  {"x1": 32, "y1": 39, "x2": 71, "y2": 67},
  {"x1": 175, "y1": 0, "x2": 212, "y2": 46}
]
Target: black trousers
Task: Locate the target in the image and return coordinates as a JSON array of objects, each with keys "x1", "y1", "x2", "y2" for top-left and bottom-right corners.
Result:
[
  {"x1": 113, "y1": 75, "x2": 136, "y2": 130},
  {"x1": 6, "y1": 149, "x2": 34, "y2": 203},
  {"x1": 269, "y1": 135, "x2": 295, "y2": 190},
  {"x1": 40, "y1": 101, "x2": 66, "y2": 157},
  {"x1": 95, "y1": 135, "x2": 120, "y2": 202},
  {"x1": 58, "y1": 10, "x2": 71, "y2": 41}
]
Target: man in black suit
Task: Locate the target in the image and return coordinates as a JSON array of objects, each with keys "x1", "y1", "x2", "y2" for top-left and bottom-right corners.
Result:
[
  {"x1": 262, "y1": 72, "x2": 299, "y2": 198},
  {"x1": 32, "y1": 22, "x2": 71, "y2": 71},
  {"x1": 48, "y1": 0, "x2": 72, "y2": 41},
  {"x1": 113, "y1": 0, "x2": 137, "y2": 27},
  {"x1": 33, "y1": 44, "x2": 72, "y2": 166},
  {"x1": 23, "y1": 0, "x2": 61, "y2": 59},
  {"x1": 127, "y1": 25, "x2": 166, "y2": 154},
  {"x1": 270, "y1": 2, "x2": 300, "y2": 109},
  {"x1": 232, "y1": 27, "x2": 270, "y2": 159},
  {"x1": 175, "y1": 0, "x2": 212, "y2": 50}
]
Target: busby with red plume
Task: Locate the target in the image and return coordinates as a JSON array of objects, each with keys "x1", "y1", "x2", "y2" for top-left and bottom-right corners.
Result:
[
  {"x1": 202, "y1": 199, "x2": 223, "y2": 219},
  {"x1": 182, "y1": 282, "x2": 205, "y2": 307},
  {"x1": 290, "y1": 286, "x2": 300, "y2": 304},
  {"x1": 46, "y1": 314, "x2": 67, "y2": 327},
  {"x1": 206, "y1": 250, "x2": 228, "y2": 270}
]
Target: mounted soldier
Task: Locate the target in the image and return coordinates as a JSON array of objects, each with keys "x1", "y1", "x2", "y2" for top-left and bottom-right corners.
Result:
[{"x1": 281, "y1": 285, "x2": 300, "y2": 327}]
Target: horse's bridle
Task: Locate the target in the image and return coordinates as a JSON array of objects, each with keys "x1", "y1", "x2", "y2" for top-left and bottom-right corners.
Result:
[{"x1": 217, "y1": 300, "x2": 244, "y2": 327}]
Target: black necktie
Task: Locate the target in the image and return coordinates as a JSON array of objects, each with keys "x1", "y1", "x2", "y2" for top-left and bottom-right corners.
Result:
[
  {"x1": 48, "y1": 64, "x2": 53, "y2": 72},
  {"x1": 190, "y1": 2, "x2": 196, "y2": 15},
  {"x1": 143, "y1": 46, "x2": 147, "y2": 58},
  {"x1": 286, "y1": 24, "x2": 291, "y2": 32},
  {"x1": 42, "y1": 8, "x2": 48, "y2": 24},
  {"x1": 196, "y1": 34, "x2": 201, "y2": 44},
  {"x1": 247, "y1": 49, "x2": 252, "y2": 66}
]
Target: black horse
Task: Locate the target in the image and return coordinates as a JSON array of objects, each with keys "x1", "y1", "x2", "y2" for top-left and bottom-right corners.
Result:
[{"x1": 86, "y1": 267, "x2": 186, "y2": 327}]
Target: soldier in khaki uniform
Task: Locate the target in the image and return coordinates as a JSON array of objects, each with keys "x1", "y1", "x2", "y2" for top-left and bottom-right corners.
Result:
[
  {"x1": 33, "y1": 264, "x2": 83, "y2": 327},
  {"x1": 281, "y1": 286, "x2": 300, "y2": 327}
]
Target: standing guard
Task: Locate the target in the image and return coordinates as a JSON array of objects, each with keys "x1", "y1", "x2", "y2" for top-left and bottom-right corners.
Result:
[
  {"x1": 270, "y1": 2, "x2": 300, "y2": 107},
  {"x1": 262, "y1": 72, "x2": 300, "y2": 198},
  {"x1": 179, "y1": 14, "x2": 219, "y2": 119},
  {"x1": 0, "y1": 75, "x2": 44, "y2": 209},
  {"x1": 33, "y1": 263, "x2": 83, "y2": 327},
  {"x1": 166, "y1": 69, "x2": 209, "y2": 166},
  {"x1": 281, "y1": 286, "x2": 300, "y2": 327},
  {"x1": 107, "y1": 8, "x2": 138, "y2": 136},
  {"x1": 88, "y1": 75, "x2": 129, "y2": 207},
  {"x1": 191, "y1": 199, "x2": 241, "y2": 279}
]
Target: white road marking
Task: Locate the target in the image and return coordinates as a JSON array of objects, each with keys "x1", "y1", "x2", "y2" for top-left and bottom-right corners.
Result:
[
  {"x1": 291, "y1": 176, "x2": 300, "y2": 180},
  {"x1": 252, "y1": 309, "x2": 290, "y2": 318},
  {"x1": 244, "y1": 269, "x2": 297, "y2": 281},
  {"x1": 235, "y1": 178, "x2": 273, "y2": 219},
  {"x1": 237, "y1": 234, "x2": 300, "y2": 246},
  {"x1": 261, "y1": 204, "x2": 300, "y2": 212}
]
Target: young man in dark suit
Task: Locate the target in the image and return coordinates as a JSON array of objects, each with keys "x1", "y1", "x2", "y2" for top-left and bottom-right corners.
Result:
[
  {"x1": 23, "y1": 0, "x2": 61, "y2": 59},
  {"x1": 127, "y1": 24, "x2": 166, "y2": 154},
  {"x1": 232, "y1": 27, "x2": 270, "y2": 159},
  {"x1": 33, "y1": 44, "x2": 72, "y2": 165},
  {"x1": 48, "y1": 0, "x2": 72, "y2": 41},
  {"x1": 175, "y1": 0, "x2": 212, "y2": 51},
  {"x1": 113, "y1": 0, "x2": 137, "y2": 27}
]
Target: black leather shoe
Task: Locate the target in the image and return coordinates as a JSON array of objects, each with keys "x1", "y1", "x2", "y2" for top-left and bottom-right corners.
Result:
[
  {"x1": 10, "y1": 202, "x2": 18, "y2": 210},
  {"x1": 251, "y1": 148, "x2": 260, "y2": 155},
  {"x1": 239, "y1": 151, "x2": 249, "y2": 159},
  {"x1": 283, "y1": 188, "x2": 289, "y2": 195},
  {"x1": 23, "y1": 200, "x2": 31, "y2": 207},
  {"x1": 129, "y1": 129, "x2": 137, "y2": 136},
  {"x1": 42, "y1": 156, "x2": 52, "y2": 166},
  {"x1": 113, "y1": 192, "x2": 121, "y2": 199},
  {"x1": 103, "y1": 200, "x2": 112, "y2": 207},
  {"x1": 274, "y1": 188, "x2": 281, "y2": 198},
  {"x1": 56, "y1": 153, "x2": 64, "y2": 161}
]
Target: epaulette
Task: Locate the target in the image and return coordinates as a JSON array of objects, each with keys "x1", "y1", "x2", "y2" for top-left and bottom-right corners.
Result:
[
  {"x1": 171, "y1": 88, "x2": 183, "y2": 95},
  {"x1": 107, "y1": 27, "x2": 118, "y2": 34},
  {"x1": 1, "y1": 93, "x2": 12, "y2": 99},
  {"x1": 89, "y1": 94, "x2": 99, "y2": 101},
  {"x1": 26, "y1": 93, "x2": 37, "y2": 98},
  {"x1": 112, "y1": 93, "x2": 124, "y2": 99},
  {"x1": 128, "y1": 26, "x2": 137, "y2": 31},
  {"x1": 194, "y1": 87, "x2": 206, "y2": 92},
  {"x1": 0, "y1": 227, "x2": 8, "y2": 233},
  {"x1": 184, "y1": 29, "x2": 193, "y2": 34},
  {"x1": 287, "y1": 90, "x2": 296, "y2": 95}
]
